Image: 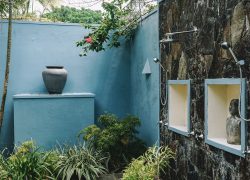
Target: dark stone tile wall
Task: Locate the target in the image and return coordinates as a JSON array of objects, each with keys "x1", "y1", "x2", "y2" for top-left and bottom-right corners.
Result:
[{"x1": 159, "y1": 0, "x2": 250, "y2": 179}]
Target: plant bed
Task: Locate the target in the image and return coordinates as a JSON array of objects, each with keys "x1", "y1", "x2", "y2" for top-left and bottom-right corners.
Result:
[
  {"x1": 98, "y1": 173, "x2": 123, "y2": 180},
  {"x1": 79, "y1": 113, "x2": 147, "y2": 172},
  {"x1": 123, "y1": 146, "x2": 175, "y2": 180}
]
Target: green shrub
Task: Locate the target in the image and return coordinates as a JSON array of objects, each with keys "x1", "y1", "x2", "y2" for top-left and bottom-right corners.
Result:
[
  {"x1": 0, "y1": 141, "x2": 108, "y2": 180},
  {"x1": 55, "y1": 144, "x2": 107, "y2": 180},
  {"x1": 0, "y1": 153, "x2": 8, "y2": 179},
  {"x1": 0, "y1": 141, "x2": 56, "y2": 179},
  {"x1": 44, "y1": 150, "x2": 61, "y2": 177},
  {"x1": 123, "y1": 146, "x2": 175, "y2": 180},
  {"x1": 43, "y1": 6, "x2": 102, "y2": 24},
  {"x1": 78, "y1": 113, "x2": 146, "y2": 172}
]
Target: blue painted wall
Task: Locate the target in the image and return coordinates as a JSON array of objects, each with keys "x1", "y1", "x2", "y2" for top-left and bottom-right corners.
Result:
[
  {"x1": 0, "y1": 21, "x2": 131, "y2": 149},
  {"x1": 0, "y1": 11, "x2": 159, "y2": 149},
  {"x1": 130, "y1": 10, "x2": 160, "y2": 146},
  {"x1": 14, "y1": 93, "x2": 95, "y2": 149}
]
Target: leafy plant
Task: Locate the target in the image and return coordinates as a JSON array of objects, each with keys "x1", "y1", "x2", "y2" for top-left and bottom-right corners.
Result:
[
  {"x1": 43, "y1": 6, "x2": 102, "y2": 24},
  {"x1": 76, "y1": 0, "x2": 156, "y2": 56},
  {"x1": 44, "y1": 149, "x2": 61, "y2": 177},
  {"x1": 0, "y1": 141, "x2": 108, "y2": 180},
  {"x1": 0, "y1": 141, "x2": 56, "y2": 180},
  {"x1": 55, "y1": 144, "x2": 107, "y2": 180},
  {"x1": 123, "y1": 146, "x2": 175, "y2": 180},
  {"x1": 0, "y1": 153, "x2": 8, "y2": 179},
  {"x1": 0, "y1": 0, "x2": 27, "y2": 16},
  {"x1": 14, "y1": 140, "x2": 35, "y2": 154},
  {"x1": 78, "y1": 113, "x2": 146, "y2": 172}
]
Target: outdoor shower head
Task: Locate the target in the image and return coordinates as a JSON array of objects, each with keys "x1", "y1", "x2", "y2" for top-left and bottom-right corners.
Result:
[{"x1": 221, "y1": 42, "x2": 230, "y2": 50}]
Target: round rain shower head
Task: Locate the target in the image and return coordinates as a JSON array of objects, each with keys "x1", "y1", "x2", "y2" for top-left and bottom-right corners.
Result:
[{"x1": 221, "y1": 42, "x2": 230, "y2": 50}]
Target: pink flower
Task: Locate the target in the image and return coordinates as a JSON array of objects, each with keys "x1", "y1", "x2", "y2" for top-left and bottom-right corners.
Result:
[{"x1": 85, "y1": 37, "x2": 92, "y2": 44}]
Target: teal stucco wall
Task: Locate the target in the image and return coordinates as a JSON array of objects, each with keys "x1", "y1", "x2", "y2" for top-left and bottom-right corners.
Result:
[
  {"x1": 0, "y1": 11, "x2": 159, "y2": 149},
  {"x1": 0, "y1": 21, "x2": 131, "y2": 149},
  {"x1": 130, "y1": 10, "x2": 160, "y2": 146},
  {"x1": 14, "y1": 93, "x2": 95, "y2": 149}
]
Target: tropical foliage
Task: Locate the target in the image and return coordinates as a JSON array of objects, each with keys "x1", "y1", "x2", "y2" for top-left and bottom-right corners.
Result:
[
  {"x1": 78, "y1": 113, "x2": 146, "y2": 172},
  {"x1": 43, "y1": 6, "x2": 102, "y2": 24},
  {"x1": 0, "y1": 141, "x2": 107, "y2": 180},
  {"x1": 0, "y1": 0, "x2": 26, "y2": 15},
  {"x1": 0, "y1": 0, "x2": 59, "y2": 19},
  {"x1": 77, "y1": 0, "x2": 157, "y2": 56},
  {"x1": 123, "y1": 146, "x2": 175, "y2": 180},
  {"x1": 56, "y1": 144, "x2": 107, "y2": 180},
  {"x1": 0, "y1": 141, "x2": 56, "y2": 179}
]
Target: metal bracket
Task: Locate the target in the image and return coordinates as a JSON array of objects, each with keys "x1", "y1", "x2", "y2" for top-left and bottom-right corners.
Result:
[
  {"x1": 188, "y1": 131, "x2": 194, "y2": 135},
  {"x1": 243, "y1": 147, "x2": 250, "y2": 154},
  {"x1": 160, "y1": 36, "x2": 174, "y2": 43},
  {"x1": 158, "y1": 121, "x2": 168, "y2": 127}
]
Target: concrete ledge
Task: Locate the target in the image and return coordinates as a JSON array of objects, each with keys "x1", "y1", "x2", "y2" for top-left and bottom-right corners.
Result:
[{"x1": 13, "y1": 93, "x2": 95, "y2": 99}]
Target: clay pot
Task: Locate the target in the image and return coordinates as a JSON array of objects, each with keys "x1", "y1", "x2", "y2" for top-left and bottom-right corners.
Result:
[{"x1": 42, "y1": 66, "x2": 67, "y2": 94}]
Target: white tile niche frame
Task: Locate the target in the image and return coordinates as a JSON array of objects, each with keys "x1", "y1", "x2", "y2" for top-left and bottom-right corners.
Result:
[
  {"x1": 167, "y1": 80, "x2": 191, "y2": 136},
  {"x1": 205, "y1": 78, "x2": 247, "y2": 157}
]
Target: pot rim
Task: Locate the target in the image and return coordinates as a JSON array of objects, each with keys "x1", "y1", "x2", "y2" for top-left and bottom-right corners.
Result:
[{"x1": 46, "y1": 66, "x2": 64, "y2": 69}]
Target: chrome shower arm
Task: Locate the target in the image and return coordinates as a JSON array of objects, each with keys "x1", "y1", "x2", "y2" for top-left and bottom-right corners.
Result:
[{"x1": 164, "y1": 27, "x2": 198, "y2": 36}]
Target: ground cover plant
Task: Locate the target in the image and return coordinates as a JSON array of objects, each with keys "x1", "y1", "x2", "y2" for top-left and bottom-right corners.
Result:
[
  {"x1": 0, "y1": 141, "x2": 107, "y2": 180},
  {"x1": 56, "y1": 144, "x2": 107, "y2": 180},
  {"x1": 0, "y1": 114, "x2": 169, "y2": 179},
  {"x1": 78, "y1": 113, "x2": 147, "y2": 172},
  {"x1": 123, "y1": 146, "x2": 175, "y2": 180},
  {"x1": 0, "y1": 141, "x2": 56, "y2": 179}
]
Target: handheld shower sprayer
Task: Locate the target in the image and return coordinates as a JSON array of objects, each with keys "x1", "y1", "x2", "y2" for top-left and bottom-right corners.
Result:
[
  {"x1": 220, "y1": 42, "x2": 245, "y2": 66},
  {"x1": 220, "y1": 42, "x2": 249, "y2": 122},
  {"x1": 153, "y1": 58, "x2": 166, "y2": 71}
]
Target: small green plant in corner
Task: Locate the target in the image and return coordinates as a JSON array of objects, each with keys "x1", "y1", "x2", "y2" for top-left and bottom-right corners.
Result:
[
  {"x1": 78, "y1": 113, "x2": 147, "y2": 172},
  {"x1": 123, "y1": 146, "x2": 175, "y2": 180}
]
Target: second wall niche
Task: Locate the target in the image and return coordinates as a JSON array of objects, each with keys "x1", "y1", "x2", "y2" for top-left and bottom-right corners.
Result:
[
  {"x1": 205, "y1": 78, "x2": 247, "y2": 157},
  {"x1": 168, "y1": 80, "x2": 191, "y2": 136}
]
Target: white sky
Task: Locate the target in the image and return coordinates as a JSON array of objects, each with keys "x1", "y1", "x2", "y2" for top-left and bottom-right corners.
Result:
[
  {"x1": 61, "y1": 0, "x2": 105, "y2": 11},
  {"x1": 31, "y1": 0, "x2": 106, "y2": 13},
  {"x1": 32, "y1": 0, "x2": 156, "y2": 14}
]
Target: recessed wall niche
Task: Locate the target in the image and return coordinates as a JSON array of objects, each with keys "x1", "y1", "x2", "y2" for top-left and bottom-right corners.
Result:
[
  {"x1": 205, "y1": 78, "x2": 247, "y2": 157},
  {"x1": 167, "y1": 80, "x2": 191, "y2": 136}
]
